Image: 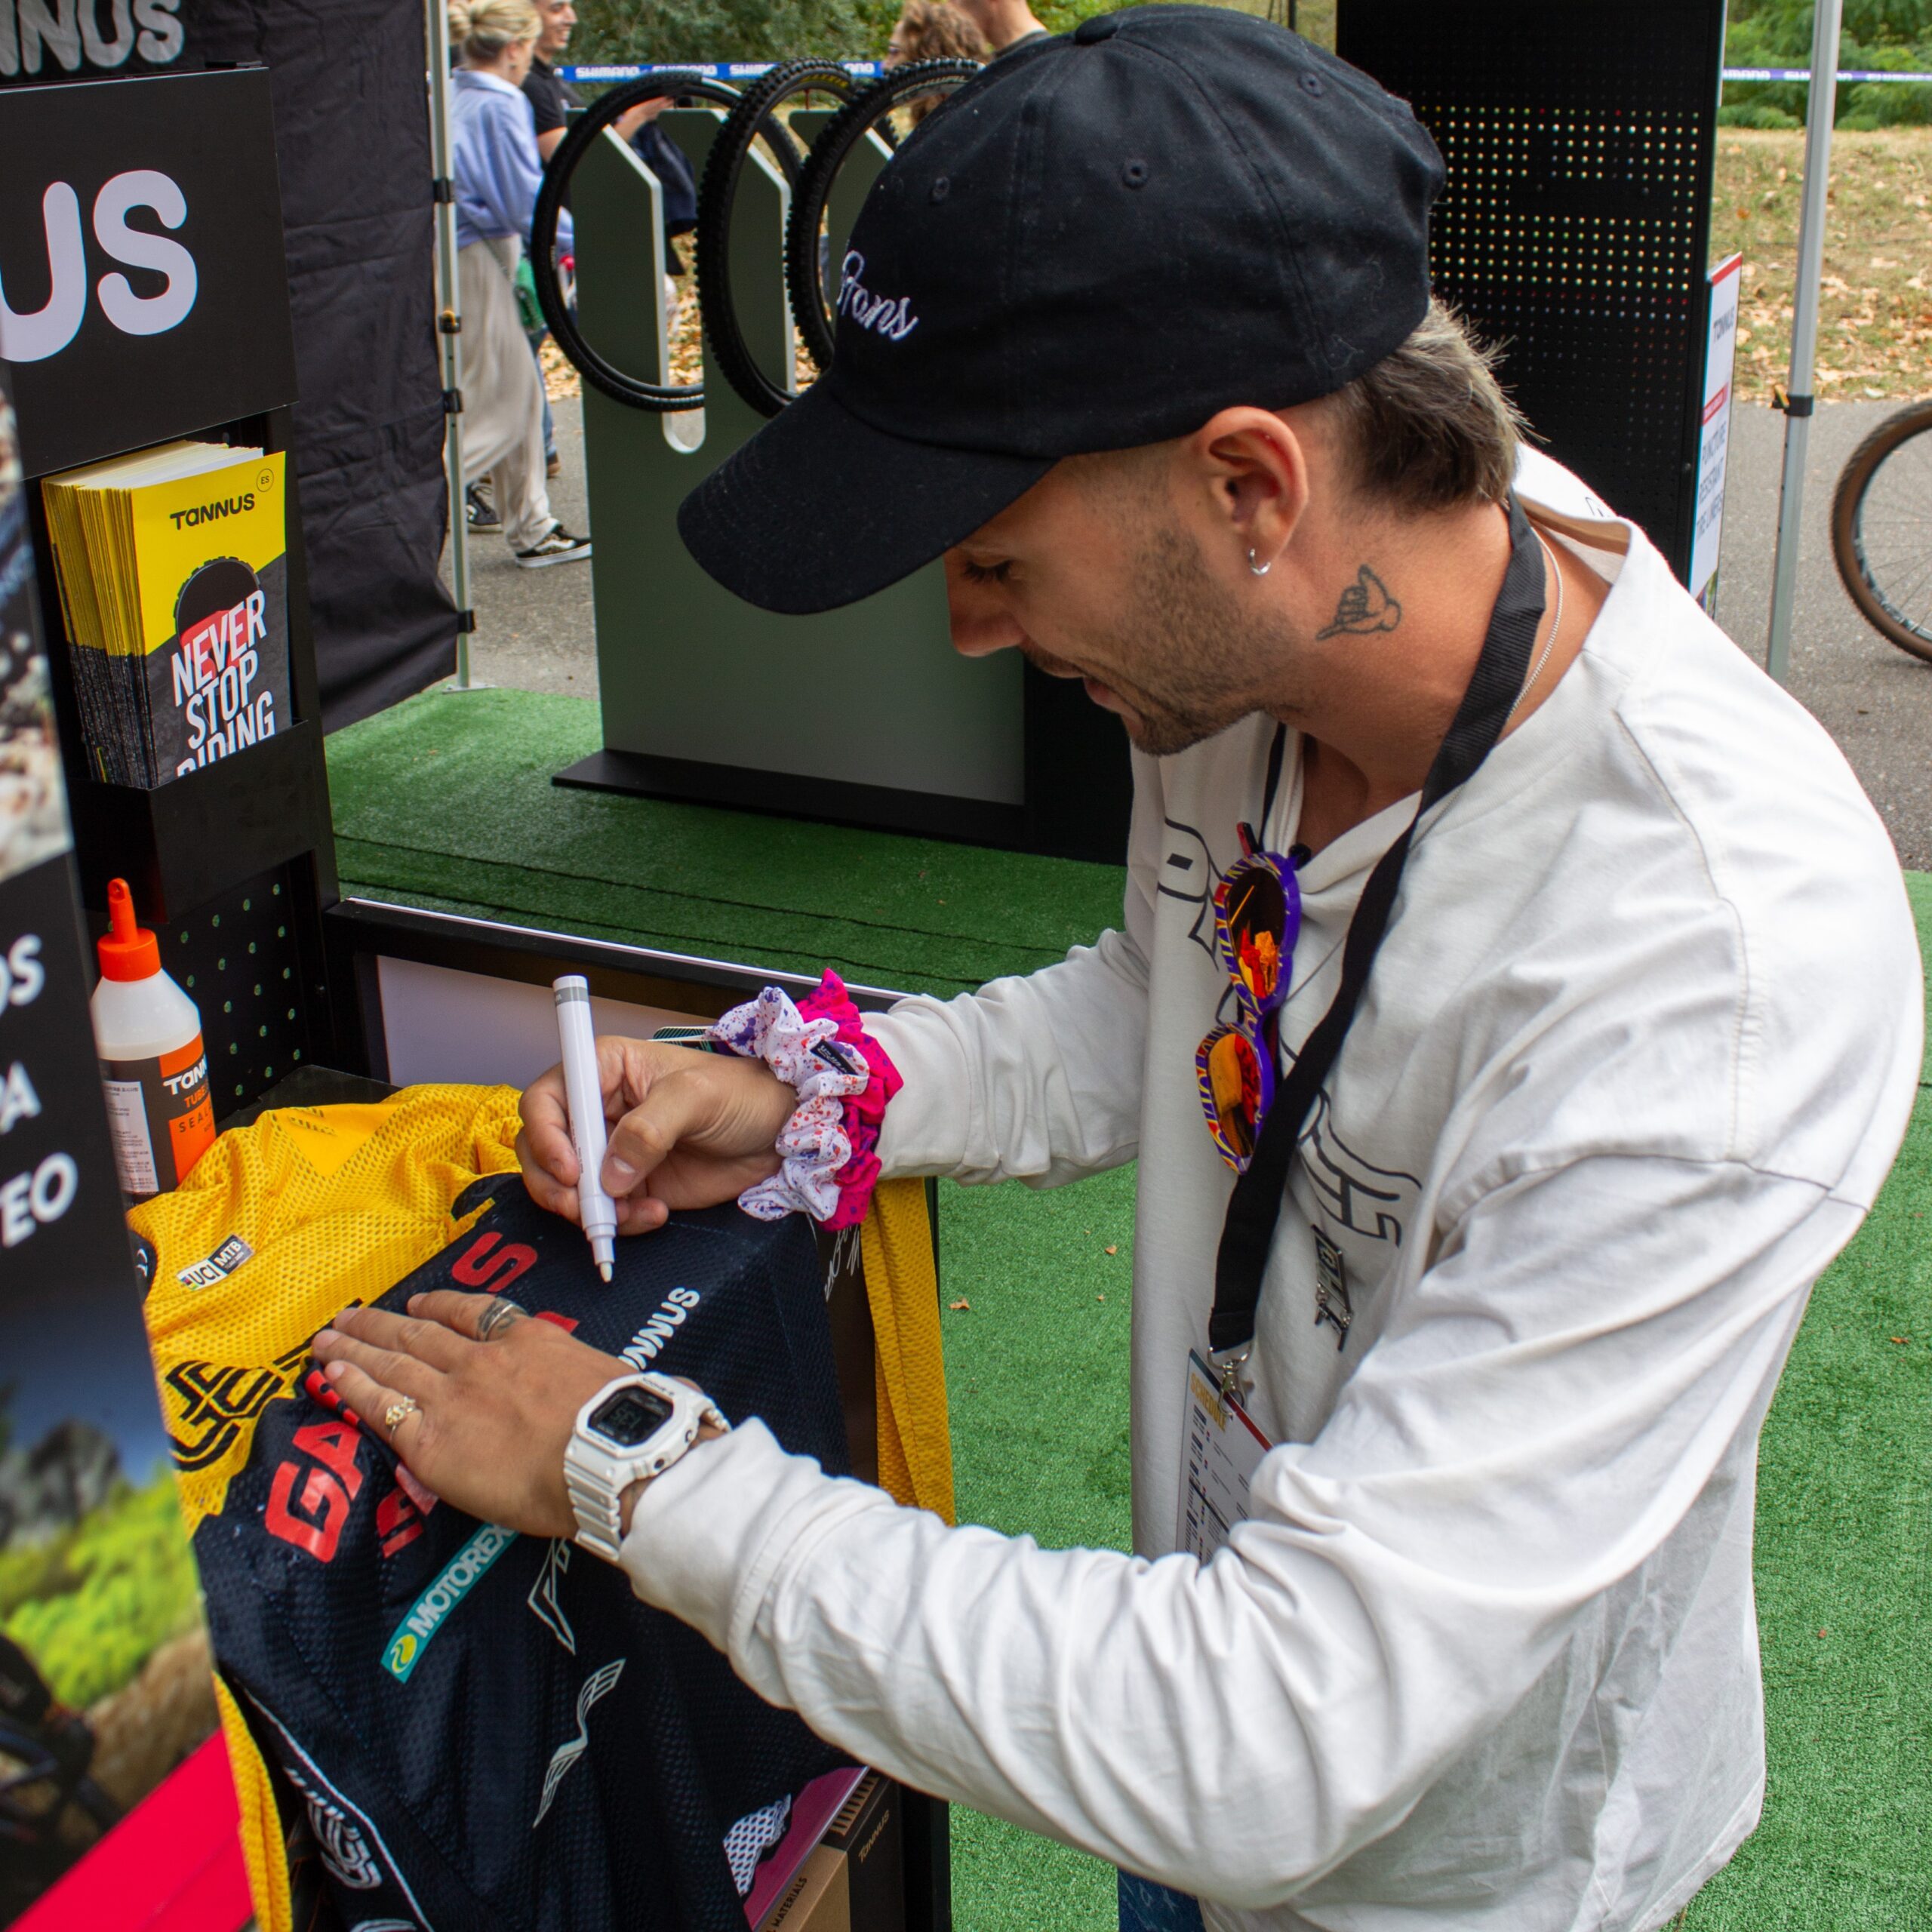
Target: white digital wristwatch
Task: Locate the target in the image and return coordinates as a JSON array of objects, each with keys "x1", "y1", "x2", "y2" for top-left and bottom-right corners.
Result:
[{"x1": 563, "y1": 1372, "x2": 731, "y2": 1564}]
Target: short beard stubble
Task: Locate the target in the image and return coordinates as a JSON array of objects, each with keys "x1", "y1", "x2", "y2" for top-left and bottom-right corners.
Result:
[{"x1": 1091, "y1": 521, "x2": 1300, "y2": 758}]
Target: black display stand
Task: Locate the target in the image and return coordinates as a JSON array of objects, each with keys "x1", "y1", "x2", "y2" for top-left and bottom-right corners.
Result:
[
  {"x1": 3, "y1": 67, "x2": 343, "y2": 1115},
  {"x1": 1336, "y1": 0, "x2": 1727, "y2": 581}
]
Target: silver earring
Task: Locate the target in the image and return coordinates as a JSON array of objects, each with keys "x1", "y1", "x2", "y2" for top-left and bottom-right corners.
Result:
[{"x1": 1247, "y1": 548, "x2": 1271, "y2": 577}]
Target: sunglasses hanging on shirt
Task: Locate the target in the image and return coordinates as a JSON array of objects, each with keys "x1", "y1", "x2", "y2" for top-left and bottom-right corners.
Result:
[{"x1": 1207, "y1": 492, "x2": 1548, "y2": 1393}]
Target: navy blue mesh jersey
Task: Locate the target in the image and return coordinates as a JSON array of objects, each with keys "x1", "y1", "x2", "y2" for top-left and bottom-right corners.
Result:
[{"x1": 195, "y1": 1176, "x2": 850, "y2": 1932}]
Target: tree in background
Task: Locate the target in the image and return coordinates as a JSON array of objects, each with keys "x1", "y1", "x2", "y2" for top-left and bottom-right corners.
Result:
[
  {"x1": 562, "y1": 0, "x2": 1926, "y2": 126},
  {"x1": 1725, "y1": 0, "x2": 1932, "y2": 128}
]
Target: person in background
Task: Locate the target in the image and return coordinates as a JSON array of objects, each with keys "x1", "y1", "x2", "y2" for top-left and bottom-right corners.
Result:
[
  {"x1": 883, "y1": 0, "x2": 988, "y2": 120},
  {"x1": 515, "y1": 0, "x2": 688, "y2": 466},
  {"x1": 950, "y1": 0, "x2": 1048, "y2": 56},
  {"x1": 449, "y1": 0, "x2": 592, "y2": 568}
]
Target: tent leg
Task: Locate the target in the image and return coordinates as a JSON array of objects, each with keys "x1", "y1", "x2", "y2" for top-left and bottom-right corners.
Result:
[
  {"x1": 428, "y1": 0, "x2": 491, "y2": 693},
  {"x1": 1764, "y1": 0, "x2": 1842, "y2": 686}
]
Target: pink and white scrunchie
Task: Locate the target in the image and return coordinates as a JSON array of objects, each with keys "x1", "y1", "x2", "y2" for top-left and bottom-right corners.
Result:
[{"x1": 708, "y1": 971, "x2": 902, "y2": 1228}]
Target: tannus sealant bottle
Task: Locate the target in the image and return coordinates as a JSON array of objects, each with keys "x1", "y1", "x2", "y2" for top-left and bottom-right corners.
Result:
[{"x1": 91, "y1": 878, "x2": 214, "y2": 1200}]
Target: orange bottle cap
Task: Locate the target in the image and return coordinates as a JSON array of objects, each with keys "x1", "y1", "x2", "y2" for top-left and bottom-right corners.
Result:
[{"x1": 98, "y1": 878, "x2": 161, "y2": 982}]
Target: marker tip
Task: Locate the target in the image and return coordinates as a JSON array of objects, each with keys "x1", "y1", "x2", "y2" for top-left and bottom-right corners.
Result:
[{"x1": 598, "y1": 1262, "x2": 613, "y2": 1283}]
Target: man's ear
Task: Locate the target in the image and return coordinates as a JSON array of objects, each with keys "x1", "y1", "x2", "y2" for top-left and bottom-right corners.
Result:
[{"x1": 1180, "y1": 407, "x2": 1312, "y2": 576}]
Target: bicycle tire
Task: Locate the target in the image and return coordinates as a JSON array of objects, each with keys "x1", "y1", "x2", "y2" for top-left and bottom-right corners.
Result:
[
  {"x1": 695, "y1": 60, "x2": 860, "y2": 417},
  {"x1": 1829, "y1": 398, "x2": 1932, "y2": 664},
  {"x1": 531, "y1": 72, "x2": 755, "y2": 414},
  {"x1": 785, "y1": 62, "x2": 983, "y2": 376}
]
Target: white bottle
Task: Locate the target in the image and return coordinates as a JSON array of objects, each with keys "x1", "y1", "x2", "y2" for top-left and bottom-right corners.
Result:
[{"x1": 91, "y1": 878, "x2": 214, "y2": 1201}]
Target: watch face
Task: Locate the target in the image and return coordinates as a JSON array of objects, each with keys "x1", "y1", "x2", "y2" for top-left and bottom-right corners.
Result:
[{"x1": 592, "y1": 1386, "x2": 675, "y2": 1447}]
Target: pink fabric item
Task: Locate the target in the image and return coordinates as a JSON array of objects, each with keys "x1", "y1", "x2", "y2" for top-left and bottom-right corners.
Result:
[{"x1": 795, "y1": 971, "x2": 903, "y2": 1229}]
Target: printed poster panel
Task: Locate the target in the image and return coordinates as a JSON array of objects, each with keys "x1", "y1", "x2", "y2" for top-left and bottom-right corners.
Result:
[
  {"x1": 0, "y1": 373, "x2": 223, "y2": 1926},
  {"x1": 1690, "y1": 254, "x2": 1743, "y2": 605}
]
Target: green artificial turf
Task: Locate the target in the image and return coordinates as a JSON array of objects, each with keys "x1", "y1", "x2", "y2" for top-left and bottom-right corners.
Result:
[
  {"x1": 325, "y1": 688, "x2": 1121, "y2": 998},
  {"x1": 328, "y1": 688, "x2": 1932, "y2": 1931}
]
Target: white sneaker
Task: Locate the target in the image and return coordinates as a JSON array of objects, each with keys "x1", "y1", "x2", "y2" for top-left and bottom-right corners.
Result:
[{"x1": 515, "y1": 525, "x2": 592, "y2": 568}]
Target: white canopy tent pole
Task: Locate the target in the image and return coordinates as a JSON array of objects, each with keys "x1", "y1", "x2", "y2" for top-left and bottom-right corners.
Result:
[
  {"x1": 426, "y1": 0, "x2": 482, "y2": 692},
  {"x1": 1764, "y1": 0, "x2": 1843, "y2": 685}
]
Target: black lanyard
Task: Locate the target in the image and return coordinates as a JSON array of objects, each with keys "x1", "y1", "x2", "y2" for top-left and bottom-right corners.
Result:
[{"x1": 1209, "y1": 492, "x2": 1546, "y2": 1371}]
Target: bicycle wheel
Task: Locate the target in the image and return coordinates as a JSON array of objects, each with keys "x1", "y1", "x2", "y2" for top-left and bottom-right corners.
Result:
[
  {"x1": 786, "y1": 62, "x2": 984, "y2": 376},
  {"x1": 1830, "y1": 399, "x2": 1932, "y2": 664},
  {"x1": 695, "y1": 60, "x2": 859, "y2": 417},
  {"x1": 531, "y1": 72, "x2": 755, "y2": 414}
]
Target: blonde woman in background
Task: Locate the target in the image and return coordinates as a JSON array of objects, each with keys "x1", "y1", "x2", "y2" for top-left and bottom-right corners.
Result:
[{"x1": 448, "y1": 0, "x2": 591, "y2": 567}]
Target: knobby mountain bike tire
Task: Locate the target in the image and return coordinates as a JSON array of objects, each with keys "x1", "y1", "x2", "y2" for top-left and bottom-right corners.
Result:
[
  {"x1": 695, "y1": 60, "x2": 860, "y2": 417},
  {"x1": 786, "y1": 61, "x2": 983, "y2": 376},
  {"x1": 1830, "y1": 398, "x2": 1932, "y2": 663},
  {"x1": 531, "y1": 72, "x2": 791, "y2": 414}
]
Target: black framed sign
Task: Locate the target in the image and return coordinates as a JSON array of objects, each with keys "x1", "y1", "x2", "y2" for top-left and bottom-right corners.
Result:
[{"x1": 0, "y1": 66, "x2": 297, "y2": 478}]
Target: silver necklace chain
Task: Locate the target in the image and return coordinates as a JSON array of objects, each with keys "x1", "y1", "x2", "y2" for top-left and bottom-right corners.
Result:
[{"x1": 1506, "y1": 531, "x2": 1565, "y2": 727}]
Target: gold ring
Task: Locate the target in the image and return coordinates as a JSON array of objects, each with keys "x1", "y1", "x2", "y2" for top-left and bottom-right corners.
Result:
[{"x1": 383, "y1": 1396, "x2": 419, "y2": 1432}]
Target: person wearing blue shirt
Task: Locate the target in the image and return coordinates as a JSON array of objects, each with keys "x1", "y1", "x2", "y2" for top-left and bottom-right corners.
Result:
[{"x1": 448, "y1": 0, "x2": 589, "y2": 568}]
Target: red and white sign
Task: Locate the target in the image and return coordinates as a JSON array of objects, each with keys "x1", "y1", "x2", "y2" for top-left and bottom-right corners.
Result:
[{"x1": 1691, "y1": 254, "x2": 1743, "y2": 605}]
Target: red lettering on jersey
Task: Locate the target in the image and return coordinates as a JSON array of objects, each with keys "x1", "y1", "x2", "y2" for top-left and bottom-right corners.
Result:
[
  {"x1": 534, "y1": 1311, "x2": 579, "y2": 1333},
  {"x1": 303, "y1": 1365, "x2": 363, "y2": 1429},
  {"x1": 375, "y1": 1484, "x2": 423, "y2": 1557},
  {"x1": 291, "y1": 1421, "x2": 365, "y2": 1502},
  {"x1": 266, "y1": 1461, "x2": 352, "y2": 1563},
  {"x1": 451, "y1": 1231, "x2": 538, "y2": 1293}
]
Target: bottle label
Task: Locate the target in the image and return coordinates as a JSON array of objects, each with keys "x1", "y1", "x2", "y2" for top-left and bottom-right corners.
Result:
[{"x1": 100, "y1": 1035, "x2": 214, "y2": 1200}]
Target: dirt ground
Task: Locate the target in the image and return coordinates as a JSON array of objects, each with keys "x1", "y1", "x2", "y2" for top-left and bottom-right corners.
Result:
[{"x1": 1712, "y1": 131, "x2": 1932, "y2": 402}]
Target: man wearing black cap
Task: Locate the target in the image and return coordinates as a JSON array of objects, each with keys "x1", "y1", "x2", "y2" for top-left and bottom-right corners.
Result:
[{"x1": 314, "y1": 12, "x2": 1921, "y2": 1929}]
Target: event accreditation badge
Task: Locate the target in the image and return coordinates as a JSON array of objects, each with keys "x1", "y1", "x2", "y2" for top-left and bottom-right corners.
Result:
[{"x1": 1178, "y1": 1350, "x2": 1273, "y2": 1561}]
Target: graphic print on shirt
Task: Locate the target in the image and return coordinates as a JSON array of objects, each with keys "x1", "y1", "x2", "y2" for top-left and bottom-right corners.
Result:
[
  {"x1": 534, "y1": 1659, "x2": 626, "y2": 1827},
  {"x1": 529, "y1": 1539, "x2": 577, "y2": 1654},
  {"x1": 248, "y1": 1693, "x2": 429, "y2": 1928},
  {"x1": 382, "y1": 1522, "x2": 518, "y2": 1681},
  {"x1": 165, "y1": 1338, "x2": 311, "y2": 1470},
  {"x1": 1299, "y1": 1091, "x2": 1420, "y2": 1251},
  {"x1": 1158, "y1": 816, "x2": 1223, "y2": 964}
]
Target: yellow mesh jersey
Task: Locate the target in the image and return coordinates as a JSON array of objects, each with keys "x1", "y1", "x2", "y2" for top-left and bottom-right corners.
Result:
[
  {"x1": 864, "y1": 1179, "x2": 955, "y2": 1523},
  {"x1": 134, "y1": 1085, "x2": 525, "y2": 1534},
  {"x1": 133, "y1": 1085, "x2": 954, "y2": 1929}
]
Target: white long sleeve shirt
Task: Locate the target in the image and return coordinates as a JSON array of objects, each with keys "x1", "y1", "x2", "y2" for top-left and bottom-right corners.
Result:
[{"x1": 623, "y1": 451, "x2": 1922, "y2": 1931}]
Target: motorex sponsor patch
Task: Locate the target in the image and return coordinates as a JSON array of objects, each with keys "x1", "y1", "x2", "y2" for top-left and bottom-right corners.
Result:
[{"x1": 382, "y1": 1522, "x2": 516, "y2": 1681}]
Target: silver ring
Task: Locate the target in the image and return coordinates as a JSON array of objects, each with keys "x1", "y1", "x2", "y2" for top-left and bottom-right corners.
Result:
[
  {"x1": 383, "y1": 1396, "x2": 420, "y2": 1432},
  {"x1": 475, "y1": 1297, "x2": 529, "y2": 1343}
]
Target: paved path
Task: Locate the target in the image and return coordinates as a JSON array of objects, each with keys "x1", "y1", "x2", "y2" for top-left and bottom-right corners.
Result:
[{"x1": 451, "y1": 394, "x2": 1932, "y2": 865}]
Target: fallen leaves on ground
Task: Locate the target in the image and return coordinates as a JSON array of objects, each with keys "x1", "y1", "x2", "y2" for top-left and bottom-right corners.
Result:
[{"x1": 1712, "y1": 131, "x2": 1932, "y2": 402}]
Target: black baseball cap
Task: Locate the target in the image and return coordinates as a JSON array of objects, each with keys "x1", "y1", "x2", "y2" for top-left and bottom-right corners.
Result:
[{"x1": 678, "y1": 5, "x2": 1444, "y2": 615}]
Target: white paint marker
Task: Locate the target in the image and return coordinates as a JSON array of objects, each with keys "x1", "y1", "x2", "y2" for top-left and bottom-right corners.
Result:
[{"x1": 552, "y1": 975, "x2": 616, "y2": 1282}]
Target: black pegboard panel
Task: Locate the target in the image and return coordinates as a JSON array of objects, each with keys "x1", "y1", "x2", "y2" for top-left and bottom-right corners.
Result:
[
  {"x1": 1336, "y1": 0, "x2": 1726, "y2": 580},
  {"x1": 163, "y1": 863, "x2": 324, "y2": 1112}
]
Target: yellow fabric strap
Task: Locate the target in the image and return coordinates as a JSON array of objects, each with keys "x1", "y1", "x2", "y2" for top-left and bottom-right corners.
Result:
[
  {"x1": 860, "y1": 1179, "x2": 955, "y2": 1524},
  {"x1": 214, "y1": 1674, "x2": 293, "y2": 1932}
]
